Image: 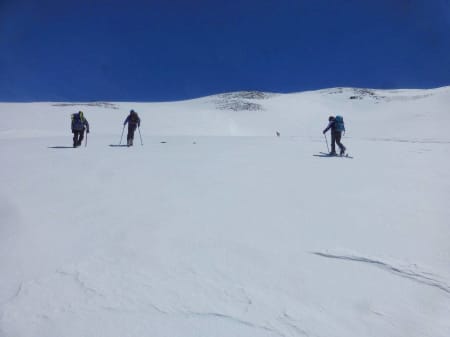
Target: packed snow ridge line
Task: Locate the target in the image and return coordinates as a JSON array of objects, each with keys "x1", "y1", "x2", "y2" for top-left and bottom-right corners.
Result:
[{"x1": 312, "y1": 251, "x2": 450, "y2": 295}]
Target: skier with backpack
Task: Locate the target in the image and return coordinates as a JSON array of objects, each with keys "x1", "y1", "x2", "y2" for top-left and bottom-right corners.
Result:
[
  {"x1": 323, "y1": 115, "x2": 346, "y2": 156},
  {"x1": 71, "y1": 111, "x2": 89, "y2": 147},
  {"x1": 123, "y1": 109, "x2": 141, "y2": 146}
]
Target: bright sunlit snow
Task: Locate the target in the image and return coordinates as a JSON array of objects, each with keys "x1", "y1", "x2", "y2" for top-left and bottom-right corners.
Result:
[{"x1": 1, "y1": 87, "x2": 449, "y2": 337}]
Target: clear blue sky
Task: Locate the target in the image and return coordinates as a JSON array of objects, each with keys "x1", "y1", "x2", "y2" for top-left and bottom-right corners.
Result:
[{"x1": 0, "y1": 0, "x2": 449, "y2": 101}]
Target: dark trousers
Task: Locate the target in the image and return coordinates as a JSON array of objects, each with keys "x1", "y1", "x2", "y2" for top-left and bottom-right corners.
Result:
[
  {"x1": 127, "y1": 124, "x2": 137, "y2": 145},
  {"x1": 331, "y1": 130, "x2": 345, "y2": 153},
  {"x1": 73, "y1": 130, "x2": 85, "y2": 147}
]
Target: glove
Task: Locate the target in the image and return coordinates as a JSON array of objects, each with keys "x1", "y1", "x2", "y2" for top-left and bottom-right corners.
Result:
[
  {"x1": 87, "y1": 130, "x2": 90, "y2": 134},
  {"x1": 322, "y1": 130, "x2": 326, "y2": 134}
]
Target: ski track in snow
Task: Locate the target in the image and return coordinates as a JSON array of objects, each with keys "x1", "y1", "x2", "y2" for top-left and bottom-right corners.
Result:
[
  {"x1": 185, "y1": 311, "x2": 286, "y2": 337},
  {"x1": 184, "y1": 310, "x2": 314, "y2": 337},
  {"x1": 278, "y1": 312, "x2": 311, "y2": 337},
  {"x1": 364, "y1": 137, "x2": 450, "y2": 144},
  {"x1": 312, "y1": 251, "x2": 450, "y2": 295},
  {"x1": 184, "y1": 311, "x2": 312, "y2": 337}
]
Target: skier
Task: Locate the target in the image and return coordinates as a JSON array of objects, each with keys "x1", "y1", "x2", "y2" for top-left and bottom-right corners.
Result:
[
  {"x1": 71, "y1": 111, "x2": 89, "y2": 147},
  {"x1": 123, "y1": 109, "x2": 141, "y2": 146},
  {"x1": 323, "y1": 115, "x2": 346, "y2": 156}
]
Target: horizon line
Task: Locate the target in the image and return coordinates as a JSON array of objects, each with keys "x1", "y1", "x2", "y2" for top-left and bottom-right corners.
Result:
[{"x1": 1, "y1": 85, "x2": 449, "y2": 104}]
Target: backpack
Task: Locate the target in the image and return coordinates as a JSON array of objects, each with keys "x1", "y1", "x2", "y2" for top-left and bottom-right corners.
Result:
[
  {"x1": 129, "y1": 112, "x2": 139, "y2": 124},
  {"x1": 334, "y1": 115, "x2": 345, "y2": 132},
  {"x1": 71, "y1": 113, "x2": 85, "y2": 131}
]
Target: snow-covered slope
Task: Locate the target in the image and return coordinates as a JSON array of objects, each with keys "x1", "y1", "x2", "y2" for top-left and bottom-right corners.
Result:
[{"x1": 0, "y1": 87, "x2": 449, "y2": 337}]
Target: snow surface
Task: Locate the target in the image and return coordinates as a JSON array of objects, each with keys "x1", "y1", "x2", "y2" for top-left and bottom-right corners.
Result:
[{"x1": 1, "y1": 87, "x2": 450, "y2": 337}]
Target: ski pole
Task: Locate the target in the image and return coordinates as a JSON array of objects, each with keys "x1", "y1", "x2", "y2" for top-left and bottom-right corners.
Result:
[
  {"x1": 323, "y1": 133, "x2": 329, "y2": 153},
  {"x1": 119, "y1": 125, "x2": 125, "y2": 145},
  {"x1": 138, "y1": 126, "x2": 143, "y2": 146}
]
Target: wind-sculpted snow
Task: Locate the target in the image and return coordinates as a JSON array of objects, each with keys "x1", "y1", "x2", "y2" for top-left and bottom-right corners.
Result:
[
  {"x1": 312, "y1": 251, "x2": 450, "y2": 295},
  {"x1": 0, "y1": 251, "x2": 318, "y2": 337}
]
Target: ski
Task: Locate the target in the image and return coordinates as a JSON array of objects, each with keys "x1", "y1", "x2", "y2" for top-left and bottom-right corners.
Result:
[{"x1": 314, "y1": 152, "x2": 354, "y2": 159}]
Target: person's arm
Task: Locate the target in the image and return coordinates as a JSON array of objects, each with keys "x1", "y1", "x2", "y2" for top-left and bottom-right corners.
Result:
[
  {"x1": 323, "y1": 121, "x2": 333, "y2": 134},
  {"x1": 124, "y1": 116, "x2": 129, "y2": 125},
  {"x1": 85, "y1": 120, "x2": 90, "y2": 133},
  {"x1": 138, "y1": 117, "x2": 141, "y2": 127}
]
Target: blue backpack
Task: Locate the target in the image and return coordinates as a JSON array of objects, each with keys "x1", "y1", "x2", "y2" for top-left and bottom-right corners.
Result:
[{"x1": 334, "y1": 115, "x2": 345, "y2": 132}]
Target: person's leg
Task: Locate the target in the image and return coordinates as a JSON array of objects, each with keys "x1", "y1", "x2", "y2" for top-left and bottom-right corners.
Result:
[
  {"x1": 335, "y1": 132, "x2": 345, "y2": 155},
  {"x1": 78, "y1": 130, "x2": 85, "y2": 146},
  {"x1": 130, "y1": 125, "x2": 136, "y2": 145},
  {"x1": 330, "y1": 131, "x2": 337, "y2": 154},
  {"x1": 74, "y1": 131, "x2": 82, "y2": 147},
  {"x1": 127, "y1": 125, "x2": 133, "y2": 146}
]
